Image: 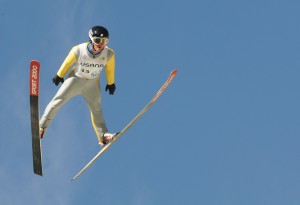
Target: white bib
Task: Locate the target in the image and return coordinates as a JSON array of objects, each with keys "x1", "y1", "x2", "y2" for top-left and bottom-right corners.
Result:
[{"x1": 74, "y1": 43, "x2": 108, "y2": 79}]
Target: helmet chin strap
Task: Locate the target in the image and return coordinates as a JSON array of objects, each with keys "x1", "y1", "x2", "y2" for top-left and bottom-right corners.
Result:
[
  {"x1": 87, "y1": 43, "x2": 102, "y2": 56},
  {"x1": 92, "y1": 44, "x2": 104, "y2": 52}
]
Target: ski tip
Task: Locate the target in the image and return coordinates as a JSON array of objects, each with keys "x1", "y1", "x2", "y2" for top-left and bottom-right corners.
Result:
[
  {"x1": 171, "y1": 69, "x2": 178, "y2": 75},
  {"x1": 30, "y1": 60, "x2": 40, "y2": 66}
]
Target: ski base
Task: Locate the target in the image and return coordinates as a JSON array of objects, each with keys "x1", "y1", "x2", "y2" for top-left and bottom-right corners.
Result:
[{"x1": 71, "y1": 69, "x2": 177, "y2": 180}]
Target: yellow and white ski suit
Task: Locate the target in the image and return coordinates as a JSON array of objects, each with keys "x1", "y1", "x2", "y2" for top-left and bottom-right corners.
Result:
[{"x1": 40, "y1": 42, "x2": 115, "y2": 142}]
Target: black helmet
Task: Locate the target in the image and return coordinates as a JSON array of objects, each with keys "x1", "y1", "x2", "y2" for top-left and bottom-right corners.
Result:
[{"x1": 89, "y1": 26, "x2": 109, "y2": 39}]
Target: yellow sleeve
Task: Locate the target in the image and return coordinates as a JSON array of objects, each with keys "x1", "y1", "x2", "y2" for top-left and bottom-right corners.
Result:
[
  {"x1": 56, "y1": 47, "x2": 77, "y2": 78},
  {"x1": 105, "y1": 49, "x2": 115, "y2": 85}
]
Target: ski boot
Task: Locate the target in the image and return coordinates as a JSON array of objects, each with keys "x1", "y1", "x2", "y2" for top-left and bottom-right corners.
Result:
[
  {"x1": 40, "y1": 128, "x2": 45, "y2": 138},
  {"x1": 99, "y1": 132, "x2": 117, "y2": 147}
]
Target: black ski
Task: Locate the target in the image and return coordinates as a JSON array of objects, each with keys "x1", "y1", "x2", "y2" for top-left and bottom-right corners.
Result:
[{"x1": 30, "y1": 60, "x2": 43, "y2": 176}]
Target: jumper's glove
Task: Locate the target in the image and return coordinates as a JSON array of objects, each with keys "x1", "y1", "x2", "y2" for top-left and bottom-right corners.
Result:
[
  {"x1": 105, "y1": 83, "x2": 116, "y2": 95},
  {"x1": 52, "y1": 75, "x2": 64, "y2": 86}
]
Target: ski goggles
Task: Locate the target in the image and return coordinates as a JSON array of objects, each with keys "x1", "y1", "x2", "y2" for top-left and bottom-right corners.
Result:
[{"x1": 91, "y1": 37, "x2": 109, "y2": 45}]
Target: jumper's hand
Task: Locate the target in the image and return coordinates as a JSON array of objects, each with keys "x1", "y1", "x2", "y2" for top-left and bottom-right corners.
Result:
[
  {"x1": 105, "y1": 83, "x2": 116, "y2": 95},
  {"x1": 52, "y1": 75, "x2": 64, "y2": 86}
]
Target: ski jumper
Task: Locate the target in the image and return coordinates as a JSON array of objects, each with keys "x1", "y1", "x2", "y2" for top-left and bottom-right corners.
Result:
[{"x1": 40, "y1": 42, "x2": 115, "y2": 142}]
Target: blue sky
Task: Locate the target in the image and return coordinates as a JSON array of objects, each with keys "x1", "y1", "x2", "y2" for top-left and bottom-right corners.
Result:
[{"x1": 1, "y1": 0, "x2": 300, "y2": 204}]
